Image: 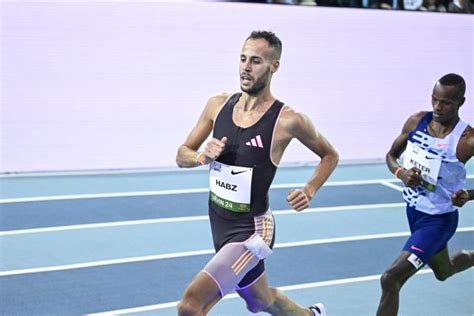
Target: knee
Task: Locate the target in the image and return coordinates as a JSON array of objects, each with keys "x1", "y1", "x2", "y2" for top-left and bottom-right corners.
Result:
[
  {"x1": 431, "y1": 258, "x2": 456, "y2": 282},
  {"x1": 432, "y1": 259, "x2": 458, "y2": 281},
  {"x1": 245, "y1": 296, "x2": 274, "y2": 314},
  {"x1": 458, "y1": 249, "x2": 474, "y2": 264},
  {"x1": 432, "y1": 249, "x2": 473, "y2": 281},
  {"x1": 247, "y1": 299, "x2": 272, "y2": 314},
  {"x1": 380, "y1": 270, "x2": 402, "y2": 292},
  {"x1": 433, "y1": 271, "x2": 450, "y2": 282},
  {"x1": 177, "y1": 297, "x2": 202, "y2": 316}
]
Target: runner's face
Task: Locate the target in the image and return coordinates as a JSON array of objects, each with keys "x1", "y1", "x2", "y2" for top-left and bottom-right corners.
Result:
[
  {"x1": 239, "y1": 39, "x2": 275, "y2": 95},
  {"x1": 431, "y1": 83, "x2": 462, "y2": 124}
]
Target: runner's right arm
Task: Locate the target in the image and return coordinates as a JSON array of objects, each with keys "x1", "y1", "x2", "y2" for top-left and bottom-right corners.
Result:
[
  {"x1": 386, "y1": 112, "x2": 425, "y2": 188},
  {"x1": 176, "y1": 94, "x2": 229, "y2": 168}
]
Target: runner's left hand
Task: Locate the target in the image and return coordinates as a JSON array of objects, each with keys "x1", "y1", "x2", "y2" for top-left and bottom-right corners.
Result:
[
  {"x1": 287, "y1": 189, "x2": 310, "y2": 212},
  {"x1": 452, "y1": 189, "x2": 469, "y2": 207}
]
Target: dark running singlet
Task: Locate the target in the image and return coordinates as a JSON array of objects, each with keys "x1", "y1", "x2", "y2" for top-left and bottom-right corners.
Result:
[{"x1": 209, "y1": 93, "x2": 285, "y2": 219}]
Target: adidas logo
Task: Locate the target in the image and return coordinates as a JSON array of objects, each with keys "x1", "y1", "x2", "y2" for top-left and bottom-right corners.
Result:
[{"x1": 246, "y1": 135, "x2": 263, "y2": 148}]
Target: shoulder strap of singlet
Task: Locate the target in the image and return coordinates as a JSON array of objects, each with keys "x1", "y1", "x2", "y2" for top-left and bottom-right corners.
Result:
[
  {"x1": 223, "y1": 93, "x2": 241, "y2": 109},
  {"x1": 451, "y1": 119, "x2": 469, "y2": 137},
  {"x1": 214, "y1": 93, "x2": 241, "y2": 122},
  {"x1": 414, "y1": 112, "x2": 433, "y2": 131}
]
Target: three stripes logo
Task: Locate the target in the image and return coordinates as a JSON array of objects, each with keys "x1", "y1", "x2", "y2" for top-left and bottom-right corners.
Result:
[{"x1": 246, "y1": 135, "x2": 263, "y2": 148}]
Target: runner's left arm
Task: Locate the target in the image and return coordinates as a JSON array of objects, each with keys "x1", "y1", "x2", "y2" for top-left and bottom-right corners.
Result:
[
  {"x1": 452, "y1": 127, "x2": 474, "y2": 207},
  {"x1": 286, "y1": 111, "x2": 339, "y2": 211}
]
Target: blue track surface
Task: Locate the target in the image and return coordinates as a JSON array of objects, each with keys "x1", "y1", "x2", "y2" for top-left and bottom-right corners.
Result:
[
  {"x1": 1, "y1": 163, "x2": 473, "y2": 315},
  {"x1": 2, "y1": 234, "x2": 471, "y2": 315},
  {"x1": 3, "y1": 180, "x2": 473, "y2": 231}
]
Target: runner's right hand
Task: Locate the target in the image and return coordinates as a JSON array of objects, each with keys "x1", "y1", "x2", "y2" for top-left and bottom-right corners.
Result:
[
  {"x1": 400, "y1": 167, "x2": 422, "y2": 188},
  {"x1": 201, "y1": 137, "x2": 228, "y2": 162}
]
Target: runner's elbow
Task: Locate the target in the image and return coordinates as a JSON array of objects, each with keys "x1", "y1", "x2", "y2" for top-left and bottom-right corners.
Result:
[
  {"x1": 325, "y1": 149, "x2": 339, "y2": 167},
  {"x1": 175, "y1": 145, "x2": 190, "y2": 168}
]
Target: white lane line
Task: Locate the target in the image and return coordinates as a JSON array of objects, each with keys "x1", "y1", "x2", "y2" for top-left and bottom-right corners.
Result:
[
  {"x1": 379, "y1": 180, "x2": 404, "y2": 192},
  {"x1": 275, "y1": 203, "x2": 405, "y2": 216},
  {"x1": 0, "y1": 188, "x2": 210, "y2": 204},
  {"x1": 0, "y1": 167, "x2": 208, "y2": 178},
  {"x1": 2, "y1": 174, "x2": 472, "y2": 204},
  {"x1": 1, "y1": 227, "x2": 472, "y2": 277},
  {"x1": 0, "y1": 203, "x2": 405, "y2": 236},
  {"x1": 87, "y1": 269, "x2": 436, "y2": 315},
  {"x1": 0, "y1": 249, "x2": 215, "y2": 277}
]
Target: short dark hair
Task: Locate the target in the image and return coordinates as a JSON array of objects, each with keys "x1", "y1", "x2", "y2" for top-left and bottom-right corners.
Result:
[
  {"x1": 247, "y1": 30, "x2": 282, "y2": 59},
  {"x1": 438, "y1": 73, "x2": 466, "y2": 99}
]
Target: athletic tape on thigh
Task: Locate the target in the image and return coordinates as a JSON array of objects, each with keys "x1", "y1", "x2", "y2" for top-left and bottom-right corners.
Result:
[
  {"x1": 253, "y1": 209, "x2": 274, "y2": 247},
  {"x1": 203, "y1": 241, "x2": 260, "y2": 296},
  {"x1": 203, "y1": 209, "x2": 275, "y2": 296}
]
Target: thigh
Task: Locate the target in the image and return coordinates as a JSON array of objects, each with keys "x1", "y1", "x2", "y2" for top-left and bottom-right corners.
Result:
[
  {"x1": 237, "y1": 260, "x2": 265, "y2": 290},
  {"x1": 403, "y1": 210, "x2": 458, "y2": 264},
  {"x1": 203, "y1": 240, "x2": 260, "y2": 296},
  {"x1": 427, "y1": 246, "x2": 451, "y2": 274},
  {"x1": 384, "y1": 251, "x2": 420, "y2": 282},
  {"x1": 237, "y1": 210, "x2": 276, "y2": 290},
  {"x1": 206, "y1": 208, "x2": 275, "y2": 296}
]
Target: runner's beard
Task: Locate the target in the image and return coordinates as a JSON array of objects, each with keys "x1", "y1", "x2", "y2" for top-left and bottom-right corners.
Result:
[{"x1": 241, "y1": 69, "x2": 270, "y2": 95}]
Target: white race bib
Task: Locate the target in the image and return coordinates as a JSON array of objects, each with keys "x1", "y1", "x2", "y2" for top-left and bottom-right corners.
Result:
[
  {"x1": 209, "y1": 161, "x2": 253, "y2": 212},
  {"x1": 403, "y1": 141, "x2": 441, "y2": 191}
]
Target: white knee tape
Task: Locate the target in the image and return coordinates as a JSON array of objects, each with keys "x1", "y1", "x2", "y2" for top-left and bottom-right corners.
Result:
[{"x1": 244, "y1": 234, "x2": 272, "y2": 260}]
